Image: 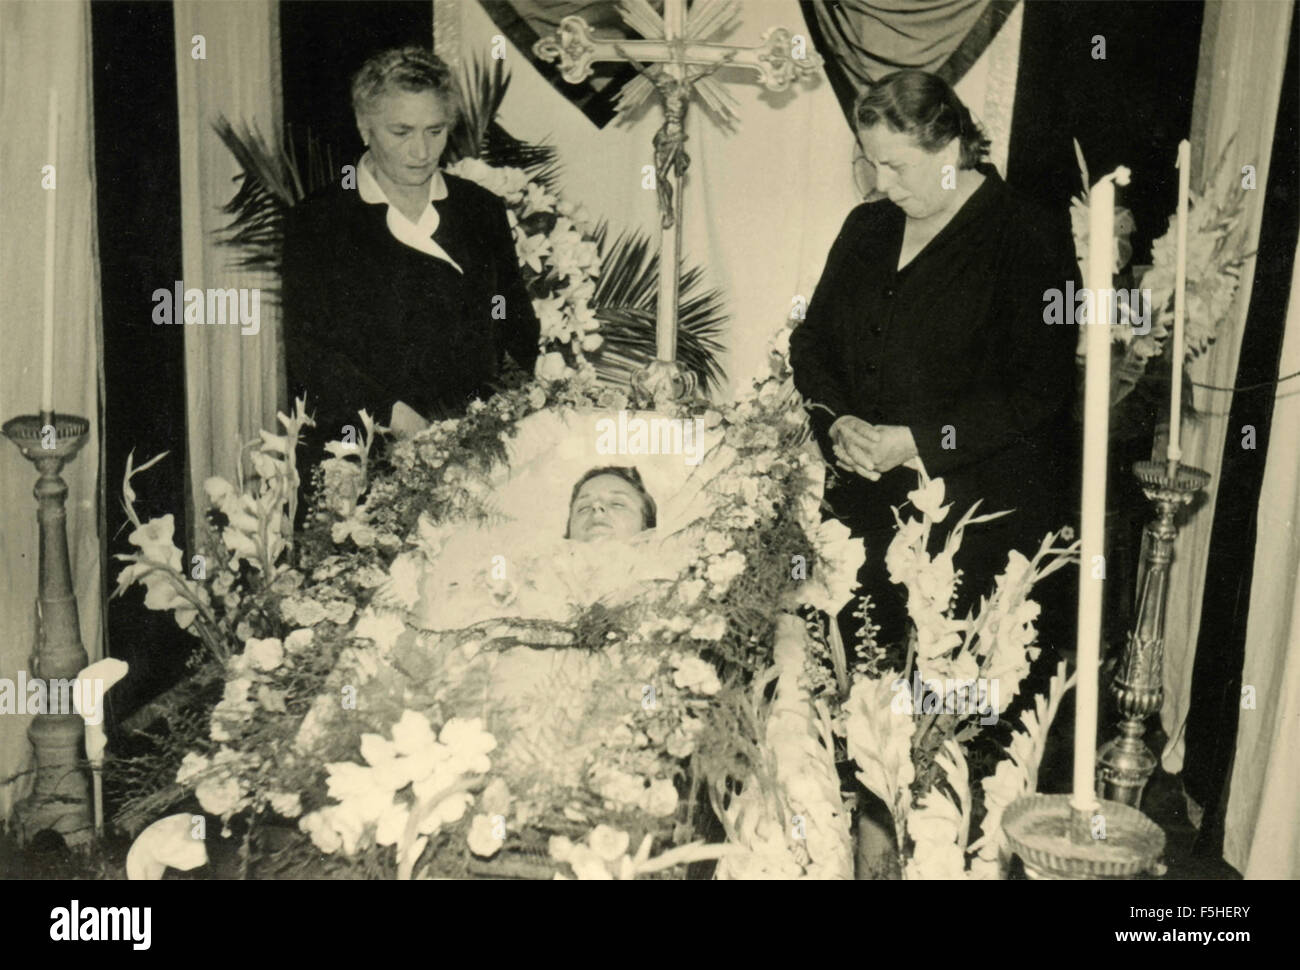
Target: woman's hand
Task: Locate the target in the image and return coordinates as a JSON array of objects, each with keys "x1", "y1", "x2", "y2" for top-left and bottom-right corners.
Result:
[
  {"x1": 860, "y1": 424, "x2": 919, "y2": 474},
  {"x1": 830, "y1": 415, "x2": 882, "y2": 481}
]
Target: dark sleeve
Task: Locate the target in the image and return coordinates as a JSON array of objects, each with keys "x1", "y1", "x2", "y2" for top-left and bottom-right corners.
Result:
[
  {"x1": 490, "y1": 198, "x2": 540, "y2": 375},
  {"x1": 910, "y1": 206, "x2": 1080, "y2": 477},
  {"x1": 281, "y1": 202, "x2": 396, "y2": 433},
  {"x1": 789, "y1": 207, "x2": 865, "y2": 449}
]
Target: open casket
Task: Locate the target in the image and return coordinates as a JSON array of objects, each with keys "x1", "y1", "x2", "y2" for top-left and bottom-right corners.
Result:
[{"x1": 283, "y1": 404, "x2": 863, "y2": 878}]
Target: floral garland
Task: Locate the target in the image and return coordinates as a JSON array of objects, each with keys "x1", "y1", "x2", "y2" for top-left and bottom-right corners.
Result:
[
  {"x1": 115, "y1": 324, "x2": 867, "y2": 879},
  {"x1": 115, "y1": 314, "x2": 1084, "y2": 881},
  {"x1": 445, "y1": 157, "x2": 603, "y2": 381}
]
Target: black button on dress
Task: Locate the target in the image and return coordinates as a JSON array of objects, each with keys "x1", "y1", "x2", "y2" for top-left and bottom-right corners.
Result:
[{"x1": 790, "y1": 163, "x2": 1081, "y2": 620}]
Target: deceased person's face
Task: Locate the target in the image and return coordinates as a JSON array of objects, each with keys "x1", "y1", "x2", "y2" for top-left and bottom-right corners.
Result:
[
  {"x1": 568, "y1": 474, "x2": 648, "y2": 542},
  {"x1": 361, "y1": 89, "x2": 453, "y2": 187}
]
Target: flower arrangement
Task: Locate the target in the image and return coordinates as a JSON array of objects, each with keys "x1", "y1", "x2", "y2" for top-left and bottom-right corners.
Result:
[
  {"x1": 840, "y1": 470, "x2": 1080, "y2": 879},
  {"x1": 112, "y1": 401, "x2": 318, "y2": 666},
  {"x1": 1070, "y1": 138, "x2": 1250, "y2": 410},
  {"x1": 1138, "y1": 142, "x2": 1251, "y2": 364},
  {"x1": 445, "y1": 157, "x2": 604, "y2": 379},
  {"x1": 113, "y1": 323, "x2": 869, "y2": 879},
  {"x1": 112, "y1": 309, "x2": 1093, "y2": 882}
]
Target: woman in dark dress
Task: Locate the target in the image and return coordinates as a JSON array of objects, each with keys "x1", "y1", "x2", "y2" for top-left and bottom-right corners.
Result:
[
  {"x1": 790, "y1": 70, "x2": 1080, "y2": 652},
  {"x1": 281, "y1": 47, "x2": 540, "y2": 447}
]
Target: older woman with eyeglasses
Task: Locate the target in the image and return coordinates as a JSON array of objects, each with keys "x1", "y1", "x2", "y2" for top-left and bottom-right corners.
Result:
[
  {"x1": 790, "y1": 69, "x2": 1080, "y2": 651},
  {"x1": 282, "y1": 47, "x2": 540, "y2": 447}
]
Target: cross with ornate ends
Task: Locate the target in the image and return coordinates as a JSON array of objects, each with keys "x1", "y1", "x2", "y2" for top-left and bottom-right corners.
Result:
[{"x1": 534, "y1": 0, "x2": 822, "y2": 402}]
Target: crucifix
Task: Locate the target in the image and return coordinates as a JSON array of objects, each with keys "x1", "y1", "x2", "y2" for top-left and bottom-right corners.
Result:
[{"x1": 534, "y1": 0, "x2": 822, "y2": 401}]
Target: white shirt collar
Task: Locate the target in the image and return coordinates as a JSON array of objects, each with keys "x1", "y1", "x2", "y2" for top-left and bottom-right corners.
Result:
[{"x1": 357, "y1": 152, "x2": 462, "y2": 273}]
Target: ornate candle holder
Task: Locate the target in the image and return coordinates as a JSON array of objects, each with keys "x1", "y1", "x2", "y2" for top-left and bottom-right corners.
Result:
[
  {"x1": 1003, "y1": 794, "x2": 1166, "y2": 879},
  {"x1": 2, "y1": 411, "x2": 93, "y2": 844},
  {"x1": 1097, "y1": 459, "x2": 1210, "y2": 806}
]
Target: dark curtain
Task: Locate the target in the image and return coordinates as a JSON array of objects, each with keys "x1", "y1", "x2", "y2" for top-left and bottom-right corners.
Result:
[
  {"x1": 92, "y1": 0, "x2": 191, "y2": 723},
  {"x1": 1184, "y1": 8, "x2": 1300, "y2": 858},
  {"x1": 280, "y1": 1, "x2": 434, "y2": 164},
  {"x1": 477, "y1": 0, "x2": 644, "y2": 127},
  {"x1": 799, "y1": 0, "x2": 1019, "y2": 126}
]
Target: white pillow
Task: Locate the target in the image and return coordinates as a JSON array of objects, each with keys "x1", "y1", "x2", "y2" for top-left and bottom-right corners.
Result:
[{"x1": 490, "y1": 409, "x2": 732, "y2": 538}]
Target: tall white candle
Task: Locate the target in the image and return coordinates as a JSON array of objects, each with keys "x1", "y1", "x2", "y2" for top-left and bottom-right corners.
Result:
[
  {"x1": 1168, "y1": 140, "x2": 1191, "y2": 465},
  {"x1": 1074, "y1": 167, "x2": 1130, "y2": 814},
  {"x1": 42, "y1": 87, "x2": 58, "y2": 415}
]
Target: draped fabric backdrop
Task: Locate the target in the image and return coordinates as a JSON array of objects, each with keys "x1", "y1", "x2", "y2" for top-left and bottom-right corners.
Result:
[
  {"x1": 0, "y1": 0, "x2": 104, "y2": 819},
  {"x1": 1159, "y1": 0, "x2": 1295, "y2": 774},
  {"x1": 801, "y1": 0, "x2": 1018, "y2": 122},
  {"x1": 951, "y1": 0, "x2": 1020, "y2": 179},
  {"x1": 1225, "y1": 238, "x2": 1300, "y2": 879},
  {"x1": 436, "y1": 0, "x2": 1020, "y2": 396},
  {"x1": 173, "y1": 1, "x2": 285, "y2": 534}
]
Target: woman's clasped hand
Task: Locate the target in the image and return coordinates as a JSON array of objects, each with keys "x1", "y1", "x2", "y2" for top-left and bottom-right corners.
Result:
[{"x1": 830, "y1": 416, "x2": 919, "y2": 481}]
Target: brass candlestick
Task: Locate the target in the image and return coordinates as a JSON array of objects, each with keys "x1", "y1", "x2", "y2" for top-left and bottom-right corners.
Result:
[
  {"x1": 3, "y1": 411, "x2": 93, "y2": 843},
  {"x1": 1097, "y1": 459, "x2": 1210, "y2": 807}
]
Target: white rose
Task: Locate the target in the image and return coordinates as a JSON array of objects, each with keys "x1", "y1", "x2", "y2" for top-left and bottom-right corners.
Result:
[
  {"x1": 703, "y1": 530, "x2": 732, "y2": 555},
  {"x1": 195, "y1": 776, "x2": 243, "y2": 818},
  {"x1": 677, "y1": 579, "x2": 706, "y2": 605},
  {"x1": 268, "y1": 790, "x2": 302, "y2": 818},
  {"x1": 687, "y1": 614, "x2": 728, "y2": 644},
  {"x1": 588, "y1": 825, "x2": 630, "y2": 862},
  {"x1": 299, "y1": 809, "x2": 343, "y2": 854},
  {"x1": 282, "y1": 596, "x2": 327, "y2": 627},
  {"x1": 706, "y1": 551, "x2": 747, "y2": 592},
  {"x1": 567, "y1": 846, "x2": 613, "y2": 881},
  {"x1": 222, "y1": 677, "x2": 253, "y2": 706},
  {"x1": 673, "y1": 655, "x2": 722, "y2": 693},
  {"x1": 535, "y1": 352, "x2": 569, "y2": 382},
  {"x1": 643, "y1": 778, "x2": 678, "y2": 817},
  {"x1": 284, "y1": 628, "x2": 314, "y2": 654},
  {"x1": 245, "y1": 637, "x2": 284, "y2": 672},
  {"x1": 176, "y1": 751, "x2": 210, "y2": 786},
  {"x1": 467, "y1": 813, "x2": 504, "y2": 858}
]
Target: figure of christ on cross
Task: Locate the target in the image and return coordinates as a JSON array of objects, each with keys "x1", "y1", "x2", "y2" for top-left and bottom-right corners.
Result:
[
  {"x1": 616, "y1": 46, "x2": 736, "y2": 230},
  {"x1": 535, "y1": 0, "x2": 822, "y2": 393}
]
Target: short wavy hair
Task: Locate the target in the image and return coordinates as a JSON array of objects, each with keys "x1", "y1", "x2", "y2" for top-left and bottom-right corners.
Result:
[
  {"x1": 853, "y1": 70, "x2": 990, "y2": 169},
  {"x1": 350, "y1": 46, "x2": 461, "y2": 122},
  {"x1": 565, "y1": 466, "x2": 657, "y2": 538}
]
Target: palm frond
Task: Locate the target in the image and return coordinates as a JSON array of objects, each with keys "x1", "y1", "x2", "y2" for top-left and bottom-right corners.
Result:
[
  {"x1": 590, "y1": 226, "x2": 728, "y2": 393},
  {"x1": 211, "y1": 117, "x2": 339, "y2": 283},
  {"x1": 449, "y1": 54, "x2": 562, "y2": 191},
  {"x1": 483, "y1": 124, "x2": 562, "y2": 192},
  {"x1": 212, "y1": 87, "x2": 725, "y2": 394},
  {"x1": 449, "y1": 55, "x2": 508, "y2": 160}
]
